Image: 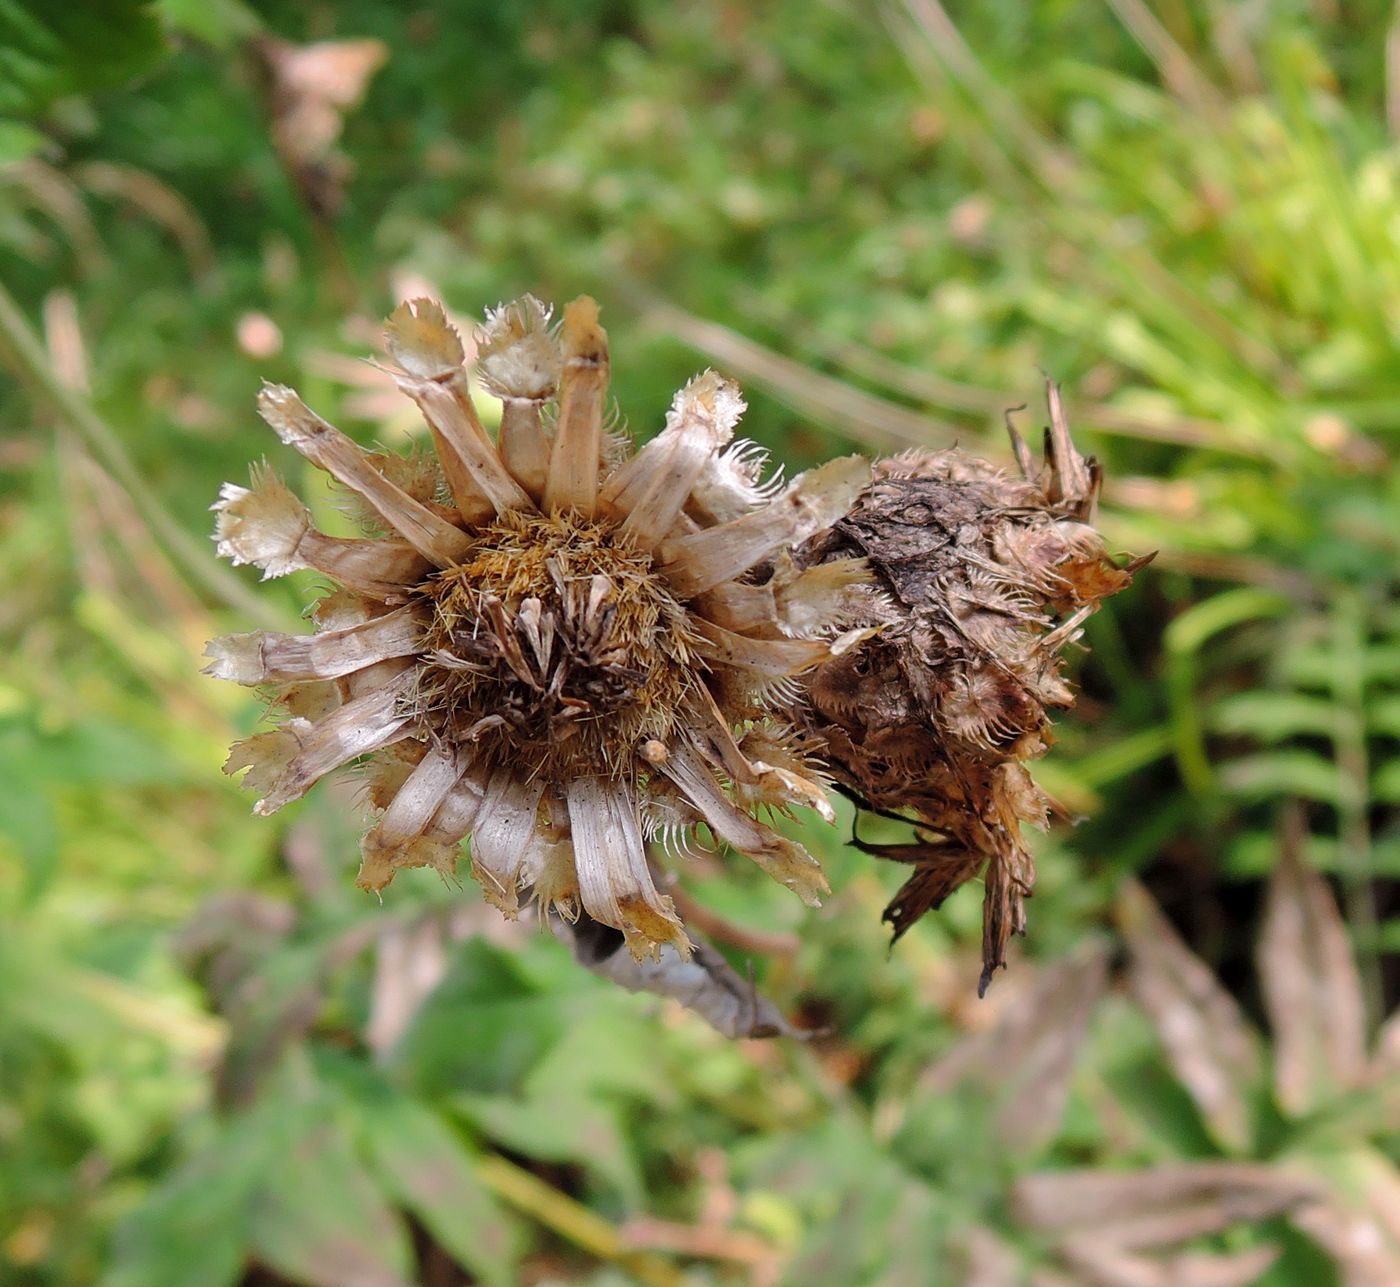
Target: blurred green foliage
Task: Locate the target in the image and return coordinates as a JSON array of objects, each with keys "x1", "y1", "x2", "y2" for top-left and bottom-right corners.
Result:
[{"x1": 7, "y1": 1, "x2": 1400, "y2": 1283}]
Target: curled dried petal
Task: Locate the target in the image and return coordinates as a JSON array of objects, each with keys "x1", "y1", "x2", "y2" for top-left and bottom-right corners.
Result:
[
  {"x1": 212, "y1": 463, "x2": 430, "y2": 601},
  {"x1": 396, "y1": 375, "x2": 534, "y2": 516},
  {"x1": 468, "y1": 766, "x2": 547, "y2": 917},
  {"x1": 566, "y1": 775, "x2": 687, "y2": 958},
  {"x1": 357, "y1": 740, "x2": 466, "y2": 889},
  {"x1": 600, "y1": 370, "x2": 745, "y2": 549},
  {"x1": 686, "y1": 439, "x2": 784, "y2": 525},
  {"x1": 225, "y1": 671, "x2": 414, "y2": 815},
  {"x1": 212, "y1": 469, "x2": 310, "y2": 579},
  {"x1": 520, "y1": 828, "x2": 580, "y2": 920},
  {"x1": 205, "y1": 605, "x2": 424, "y2": 685},
  {"x1": 733, "y1": 726, "x2": 836, "y2": 822},
  {"x1": 258, "y1": 382, "x2": 471, "y2": 565},
  {"x1": 772, "y1": 554, "x2": 877, "y2": 638},
  {"x1": 658, "y1": 739, "x2": 828, "y2": 906},
  {"x1": 543, "y1": 297, "x2": 609, "y2": 516},
  {"x1": 694, "y1": 619, "x2": 874, "y2": 677}
]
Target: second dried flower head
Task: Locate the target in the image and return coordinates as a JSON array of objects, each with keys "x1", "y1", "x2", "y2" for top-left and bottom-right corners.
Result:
[{"x1": 207, "y1": 295, "x2": 874, "y2": 958}]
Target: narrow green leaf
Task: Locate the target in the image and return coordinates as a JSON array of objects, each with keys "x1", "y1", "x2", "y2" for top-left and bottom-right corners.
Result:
[
  {"x1": 153, "y1": 0, "x2": 259, "y2": 49},
  {"x1": 1372, "y1": 758, "x2": 1400, "y2": 804},
  {"x1": 1218, "y1": 751, "x2": 1344, "y2": 806},
  {"x1": 1165, "y1": 589, "x2": 1291, "y2": 660},
  {"x1": 0, "y1": 117, "x2": 44, "y2": 162},
  {"x1": 1209, "y1": 690, "x2": 1337, "y2": 743}
]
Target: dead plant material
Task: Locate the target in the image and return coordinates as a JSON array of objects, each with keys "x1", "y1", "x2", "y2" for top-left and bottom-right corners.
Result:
[
  {"x1": 251, "y1": 36, "x2": 387, "y2": 218},
  {"x1": 795, "y1": 382, "x2": 1150, "y2": 992},
  {"x1": 210, "y1": 296, "x2": 865, "y2": 969}
]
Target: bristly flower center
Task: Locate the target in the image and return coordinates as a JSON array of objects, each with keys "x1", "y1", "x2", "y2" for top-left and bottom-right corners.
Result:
[{"x1": 414, "y1": 509, "x2": 700, "y2": 777}]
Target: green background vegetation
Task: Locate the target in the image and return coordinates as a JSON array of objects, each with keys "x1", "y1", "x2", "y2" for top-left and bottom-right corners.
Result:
[{"x1": 6, "y1": 1, "x2": 1400, "y2": 1283}]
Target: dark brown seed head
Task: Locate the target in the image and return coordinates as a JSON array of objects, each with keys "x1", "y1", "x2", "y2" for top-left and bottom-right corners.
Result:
[{"x1": 794, "y1": 384, "x2": 1148, "y2": 992}]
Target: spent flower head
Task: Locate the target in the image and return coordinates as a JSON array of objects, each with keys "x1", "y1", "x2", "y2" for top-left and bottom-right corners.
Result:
[
  {"x1": 207, "y1": 295, "x2": 871, "y2": 959},
  {"x1": 796, "y1": 384, "x2": 1148, "y2": 992}
]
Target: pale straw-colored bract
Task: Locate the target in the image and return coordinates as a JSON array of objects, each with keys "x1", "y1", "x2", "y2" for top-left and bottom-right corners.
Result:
[{"x1": 207, "y1": 295, "x2": 875, "y2": 958}]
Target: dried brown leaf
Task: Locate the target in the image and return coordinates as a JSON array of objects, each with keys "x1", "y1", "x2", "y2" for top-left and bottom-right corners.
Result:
[
  {"x1": 1291, "y1": 1150, "x2": 1400, "y2": 1287},
  {"x1": 1369, "y1": 1008, "x2": 1400, "y2": 1082},
  {"x1": 1055, "y1": 1239, "x2": 1276, "y2": 1287},
  {"x1": 1013, "y1": 1161, "x2": 1323, "y2": 1235},
  {"x1": 1292, "y1": 1200, "x2": 1400, "y2": 1287},
  {"x1": 953, "y1": 1226, "x2": 1025, "y2": 1287},
  {"x1": 919, "y1": 939, "x2": 1109, "y2": 1154},
  {"x1": 1258, "y1": 811, "x2": 1367, "y2": 1116},
  {"x1": 365, "y1": 913, "x2": 450, "y2": 1056},
  {"x1": 1056, "y1": 1199, "x2": 1272, "y2": 1253},
  {"x1": 1117, "y1": 880, "x2": 1262, "y2": 1152},
  {"x1": 256, "y1": 37, "x2": 388, "y2": 216},
  {"x1": 873, "y1": 841, "x2": 984, "y2": 944},
  {"x1": 1356, "y1": 1151, "x2": 1400, "y2": 1249}
]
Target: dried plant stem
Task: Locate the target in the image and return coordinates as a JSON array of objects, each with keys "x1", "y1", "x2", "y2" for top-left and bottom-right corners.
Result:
[
  {"x1": 644, "y1": 297, "x2": 950, "y2": 448},
  {"x1": 620, "y1": 1216, "x2": 780, "y2": 1268},
  {"x1": 752, "y1": 298, "x2": 1268, "y2": 456},
  {"x1": 668, "y1": 885, "x2": 800, "y2": 958},
  {"x1": 473, "y1": 1153, "x2": 684, "y2": 1287},
  {"x1": 0, "y1": 279, "x2": 282, "y2": 628},
  {"x1": 892, "y1": 0, "x2": 1300, "y2": 393}
]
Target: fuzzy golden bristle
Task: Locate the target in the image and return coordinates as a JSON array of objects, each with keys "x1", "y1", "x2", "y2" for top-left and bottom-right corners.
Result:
[{"x1": 415, "y1": 510, "x2": 699, "y2": 778}]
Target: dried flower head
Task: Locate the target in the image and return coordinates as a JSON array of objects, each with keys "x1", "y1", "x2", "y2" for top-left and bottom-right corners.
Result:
[
  {"x1": 208, "y1": 296, "x2": 872, "y2": 959},
  {"x1": 795, "y1": 384, "x2": 1149, "y2": 994}
]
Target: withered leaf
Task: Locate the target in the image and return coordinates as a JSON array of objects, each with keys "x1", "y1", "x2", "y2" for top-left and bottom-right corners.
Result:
[
  {"x1": 877, "y1": 840, "x2": 983, "y2": 943},
  {"x1": 1054, "y1": 1239, "x2": 1277, "y2": 1287},
  {"x1": 550, "y1": 910, "x2": 803, "y2": 1040},
  {"x1": 1369, "y1": 1006, "x2": 1400, "y2": 1082},
  {"x1": 1258, "y1": 809, "x2": 1367, "y2": 1116},
  {"x1": 1015, "y1": 1159, "x2": 1318, "y2": 1287},
  {"x1": 1013, "y1": 1161, "x2": 1323, "y2": 1236},
  {"x1": 1291, "y1": 1201, "x2": 1400, "y2": 1287},
  {"x1": 366, "y1": 911, "x2": 450, "y2": 1056},
  {"x1": 1117, "y1": 880, "x2": 1262, "y2": 1153},
  {"x1": 919, "y1": 938, "x2": 1109, "y2": 1154},
  {"x1": 1291, "y1": 1149, "x2": 1400, "y2": 1287},
  {"x1": 253, "y1": 37, "x2": 388, "y2": 217},
  {"x1": 953, "y1": 1225, "x2": 1025, "y2": 1287}
]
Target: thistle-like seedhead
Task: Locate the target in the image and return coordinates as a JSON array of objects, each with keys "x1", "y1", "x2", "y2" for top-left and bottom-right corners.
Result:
[{"x1": 208, "y1": 294, "x2": 867, "y2": 963}]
